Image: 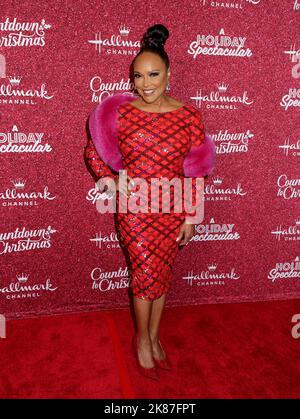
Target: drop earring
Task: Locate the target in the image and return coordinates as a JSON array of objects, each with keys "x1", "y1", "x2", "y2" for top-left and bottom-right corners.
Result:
[{"x1": 166, "y1": 81, "x2": 170, "y2": 91}]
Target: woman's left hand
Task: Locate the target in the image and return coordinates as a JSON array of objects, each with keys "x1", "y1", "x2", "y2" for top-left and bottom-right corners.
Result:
[{"x1": 176, "y1": 222, "x2": 196, "y2": 246}]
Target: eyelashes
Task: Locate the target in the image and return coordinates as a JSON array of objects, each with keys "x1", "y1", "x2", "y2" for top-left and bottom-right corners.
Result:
[{"x1": 134, "y1": 73, "x2": 159, "y2": 78}]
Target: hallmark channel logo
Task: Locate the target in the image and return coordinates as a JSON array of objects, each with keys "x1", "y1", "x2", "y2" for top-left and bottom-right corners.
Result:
[
  {"x1": 0, "y1": 73, "x2": 54, "y2": 106},
  {"x1": 88, "y1": 24, "x2": 140, "y2": 56},
  {"x1": 0, "y1": 225, "x2": 57, "y2": 255},
  {"x1": 278, "y1": 137, "x2": 300, "y2": 157},
  {"x1": 183, "y1": 263, "x2": 239, "y2": 287},
  {"x1": 0, "y1": 273, "x2": 58, "y2": 300},
  {"x1": 268, "y1": 256, "x2": 300, "y2": 283},
  {"x1": 214, "y1": 128, "x2": 255, "y2": 155},
  {"x1": 277, "y1": 174, "x2": 300, "y2": 200},
  {"x1": 283, "y1": 41, "x2": 300, "y2": 74},
  {"x1": 188, "y1": 28, "x2": 253, "y2": 60},
  {"x1": 90, "y1": 230, "x2": 121, "y2": 250},
  {"x1": 191, "y1": 82, "x2": 253, "y2": 110},
  {"x1": 192, "y1": 217, "x2": 240, "y2": 242},
  {"x1": 205, "y1": 176, "x2": 247, "y2": 202},
  {"x1": 271, "y1": 220, "x2": 300, "y2": 241},
  {"x1": 0, "y1": 125, "x2": 53, "y2": 154},
  {"x1": 0, "y1": 18, "x2": 51, "y2": 48},
  {"x1": 0, "y1": 178, "x2": 56, "y2": 208},
  {"x1": 90, "y1": 266, "x2": 130, "y2": 293}
]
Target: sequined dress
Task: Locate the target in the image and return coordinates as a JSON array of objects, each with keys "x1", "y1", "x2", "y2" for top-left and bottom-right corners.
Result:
[{"x1": 85, "y1": 101, "x2": 205, "y2": 301}]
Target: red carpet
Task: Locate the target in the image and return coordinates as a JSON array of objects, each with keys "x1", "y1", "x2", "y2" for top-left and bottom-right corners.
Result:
[{"x1": 1, "y1": 299, "x2": 300, "y2": 398}]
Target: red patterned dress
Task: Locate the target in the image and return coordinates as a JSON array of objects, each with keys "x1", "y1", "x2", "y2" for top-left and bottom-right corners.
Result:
[{"x1": 85, "y1": 101, "x2": 205, "y2": 301}]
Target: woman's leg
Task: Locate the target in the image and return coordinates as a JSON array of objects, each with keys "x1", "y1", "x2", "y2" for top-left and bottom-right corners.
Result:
[
  {"x1": 133, "y1": 296, "x2": 155, "y2": 368},
  {"x1": 149, "y1": 293, "x2": 167, "y2": 360}
]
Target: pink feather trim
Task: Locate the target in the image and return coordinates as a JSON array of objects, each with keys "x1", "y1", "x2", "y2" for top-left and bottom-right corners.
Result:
[
  {"x1": 89, "y1": 93, "x2": 216, "y2": 177},
  {"x1": 89, "y1": 93, "x2": 136, "y2": 171},
  {"x1": 183, "y1": 133, "x2": 216, "y2": 177}
]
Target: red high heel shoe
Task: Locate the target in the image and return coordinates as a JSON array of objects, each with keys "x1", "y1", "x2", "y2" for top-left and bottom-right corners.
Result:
[
  {"x1": 132, "y1": 335, "x2": 159, "y2": 381},
  {"x1": 153, "y1": 340, "x2": 172, "y2": 371}
]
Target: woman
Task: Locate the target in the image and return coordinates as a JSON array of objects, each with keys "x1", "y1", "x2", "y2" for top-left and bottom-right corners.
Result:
[{"x1": 85, "y1": 24, "x2": 216, "y2": 381}]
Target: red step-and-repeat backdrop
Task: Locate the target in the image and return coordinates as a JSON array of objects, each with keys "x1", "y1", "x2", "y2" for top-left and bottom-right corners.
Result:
[{"x1": 0, "y1": 0, "x2": 299, "y2": 319}]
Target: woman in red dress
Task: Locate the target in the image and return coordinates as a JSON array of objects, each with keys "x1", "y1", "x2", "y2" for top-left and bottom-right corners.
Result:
[{"x1": 85, "y1": 24, "x2": 216, "y2": 380}]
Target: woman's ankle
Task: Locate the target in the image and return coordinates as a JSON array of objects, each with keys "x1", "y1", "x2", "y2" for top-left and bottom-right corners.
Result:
[
  {"x1": 137, "y1": 334, "x2": 152, "y2": 346},
  {"x1": 149, "y1": 333, "x2": 159, "y2": 344}
]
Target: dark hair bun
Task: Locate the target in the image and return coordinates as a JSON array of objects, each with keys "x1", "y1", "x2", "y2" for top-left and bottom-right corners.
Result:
[{"x1": 142, "y1": 24, "x2": 169, "y2": 49}]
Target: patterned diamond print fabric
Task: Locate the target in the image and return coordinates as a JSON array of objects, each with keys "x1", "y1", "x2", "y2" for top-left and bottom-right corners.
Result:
[{"x1": 116, "y1": 102, "x2": 205, "y2": 301}]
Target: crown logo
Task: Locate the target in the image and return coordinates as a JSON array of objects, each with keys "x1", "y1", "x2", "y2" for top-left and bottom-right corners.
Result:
[
  {"x1": 213, "y1": 177, "x2": 222, "y2": 185},
  {"x1": 8, "y1": 75, "x2": 22, "y2": 86},
  {"x1": 17, "y1": 273, "x2": 29, "y2": 283},
  {"x1": 295, "y1": 220, "x2": 300, "y2": 225},
  {"x1": 119, "y1": 24, "x2": 130, "y2": 36},
  {"x1": 12, "y1": 178, "x2": 26, "y2": 189},
  {"x1": 217, "y1": 82, "x2": 228, "y2": 92},
  {"x1": 208, "y1": 263, "x2": 217, "y2": 271}
]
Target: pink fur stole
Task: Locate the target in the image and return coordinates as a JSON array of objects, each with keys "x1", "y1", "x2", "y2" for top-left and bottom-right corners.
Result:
[{"x1": 89, "y1": 93, "x2": 216, "y2": 177}]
